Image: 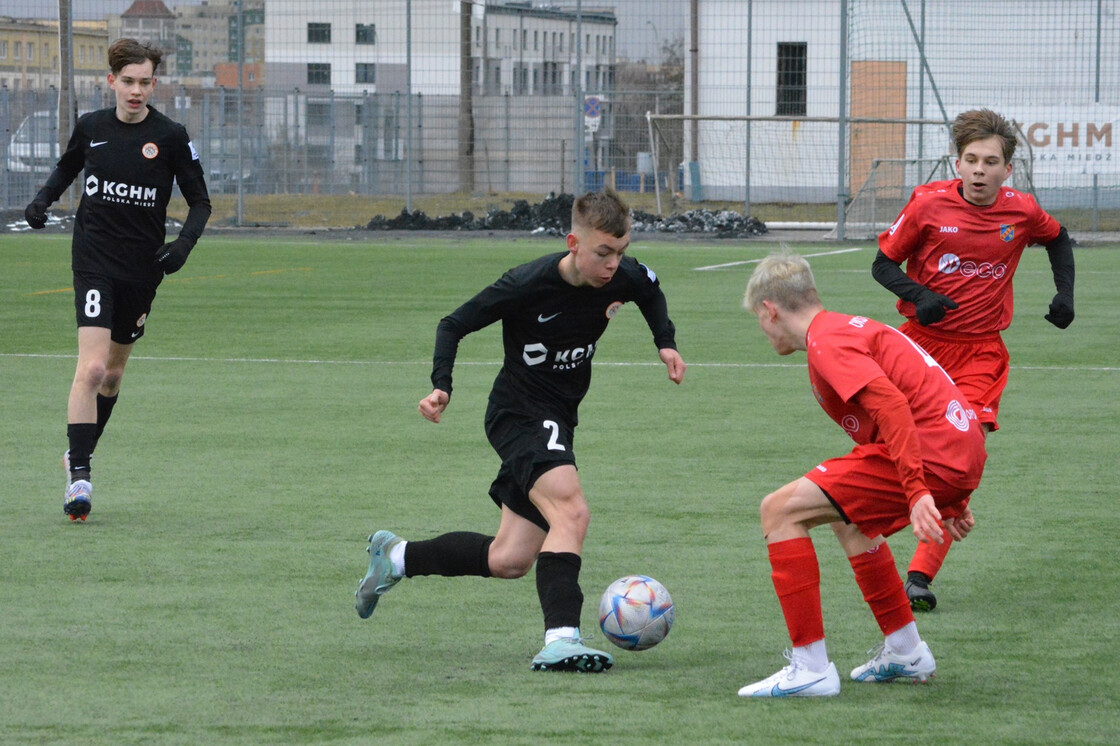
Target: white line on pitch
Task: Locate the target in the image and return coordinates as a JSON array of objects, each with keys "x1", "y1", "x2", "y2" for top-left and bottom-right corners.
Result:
[
  {"x1": 694, "y1": 247, "x2": 866, "y2": 272},
  {"x1": 2, "y1": 353, "x2": 1116, "y2": 373}
]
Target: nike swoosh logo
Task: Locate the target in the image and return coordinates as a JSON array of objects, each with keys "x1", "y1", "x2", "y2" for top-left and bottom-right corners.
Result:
[
  {"x1": 90, "y1": 141, "x2": 108, "y2": 148},
  {"x1": 537, "y1": 312, "x2": 561, "y2": 323},
  {"x1": 769, "y1": 677, "x2": 827, "y2": 696},
  {"x1": 130, "y1": 331, "x2": 141, "y2": 338}
]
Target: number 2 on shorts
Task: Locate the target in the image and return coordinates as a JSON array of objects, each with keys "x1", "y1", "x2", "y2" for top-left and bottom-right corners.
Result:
[{"x1": 542, "y1": 419, "x2": 566, "y2": 451}]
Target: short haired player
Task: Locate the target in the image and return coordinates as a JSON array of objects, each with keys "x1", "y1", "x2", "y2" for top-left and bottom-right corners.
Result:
[
  {"x1": 737, "y1": 251, "x2": 986, "y2": 697},
  {"x1": 354, "y1": 190, "x2": 686, "y2": 672},
  {"x1": 23, "y1": 38, "x2": 211, "y2": 520},
  {"x1": 872, "y1": 108, "x2": 1075, "y2": 611}
]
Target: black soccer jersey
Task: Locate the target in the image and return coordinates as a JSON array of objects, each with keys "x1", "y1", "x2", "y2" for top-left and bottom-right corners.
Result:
[
  {"x1": 41, "y1": 106, "x2": 210, "y2": 282},
  {"x1": 431, "y1": 252, "x2": 678, "y2": 425}
]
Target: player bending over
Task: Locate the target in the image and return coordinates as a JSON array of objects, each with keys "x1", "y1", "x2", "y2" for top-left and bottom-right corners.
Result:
[{"x1": 737, "y1": 251, "x2": 986, "y2": 698}]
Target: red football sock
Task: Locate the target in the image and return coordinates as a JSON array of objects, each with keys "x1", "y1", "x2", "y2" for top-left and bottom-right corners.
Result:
[
  {"x1": 849, "y1": 543, "x2": 913, "y2": 635},
  {"x1": 908, "y1": 535, "x2": 954, "y2": 580},
  {"x1": 768, "y1": 538, "x2": 824, "y2": 647}
]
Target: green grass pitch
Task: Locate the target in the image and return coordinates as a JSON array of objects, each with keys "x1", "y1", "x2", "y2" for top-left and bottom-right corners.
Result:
[{"x1": 2, "y1": 232, "x2": 1118, "y2": 744}]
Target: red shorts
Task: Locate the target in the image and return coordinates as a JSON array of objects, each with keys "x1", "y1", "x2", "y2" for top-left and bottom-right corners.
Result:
[
  {"x1": 900, "y1": 322, "x2": 1009, "y2": 431},
  {"x1": 805, "y1": 443, "x2": 976, "y2": 539}
]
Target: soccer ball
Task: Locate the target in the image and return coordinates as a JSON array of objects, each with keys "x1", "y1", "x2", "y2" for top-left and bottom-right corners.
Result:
[{"x1": 597, "y1": 575, "x2": 674, "y2": 651}]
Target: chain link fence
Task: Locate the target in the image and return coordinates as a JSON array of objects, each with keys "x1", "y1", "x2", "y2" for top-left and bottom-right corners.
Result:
[{"x1": 2, "y1": 1, "x2": 1117, "y2": 233}]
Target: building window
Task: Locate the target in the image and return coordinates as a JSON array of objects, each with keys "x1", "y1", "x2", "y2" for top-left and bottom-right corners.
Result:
[
  {"x1": 307, "y1": 102, "x2": 330, "y2": 126},
  {"x1": 14, "y1": 41, "x2": 22, "y2": 60},
  {"x1": 0, "y1": 41, "x2": 7, "y2": 59},
  {"x1": 356, "y1": 23, "x2": 376, "y2": 45},
  {"x1": 308, "y1": 22, "x2": 331, "y2": 44},
  {"x1": 534, "y1": 31, "x2": 539, "y2": 51},
  {"x1": 776, "y1": 42, "x2": 808, "y2": 116},
  {"x1": 494, "y1": 28, "x2": 500, "y2": 47},
  {"x1": 307, "y1": 62, "x2": 331, "y2": 85},
  {"x1": 356, "y1": 62, "x2": 376, "y2": 85}
]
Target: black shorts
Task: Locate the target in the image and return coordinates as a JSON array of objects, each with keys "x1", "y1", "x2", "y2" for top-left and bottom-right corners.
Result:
[
  {"x1": 73, "y1": 271, "x2": 161, "y2": 344},
  {"x1": 484, "y1": 401, "x2": 578, "y2": 532}
]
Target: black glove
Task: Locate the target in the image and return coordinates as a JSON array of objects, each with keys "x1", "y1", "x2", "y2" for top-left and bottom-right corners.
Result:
[
  {"x1": 1044, "y1": 292, "x2": 1074, "y2": 329},
  {"x1": 155, "y1": 238, "x2": 192, "y2": 274},
  {"x1": 24, "y1": 199, "x2": 48, "y2": 230},
  {"x1": 913, "y1": 289, "x2": 958, "y2": 326}
]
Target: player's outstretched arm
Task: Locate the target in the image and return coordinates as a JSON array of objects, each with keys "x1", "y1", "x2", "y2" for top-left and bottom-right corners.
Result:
[
  {"x1": 419, "y1": 389, "x2": 450, "y2": 423},
  {"x1": 871, "y1": 250, "x2": 958, "y2": 325},
  {"x1": 659, "y1": 348, "x2": 686, "y2": 384}
]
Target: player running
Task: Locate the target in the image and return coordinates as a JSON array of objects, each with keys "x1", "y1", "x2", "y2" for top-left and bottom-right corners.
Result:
[
  {"x1": 354, "y1": 189, "x2": 686, "y2": 672},
  {"x1": 23, "y1": 38, "x2": 211, "y2": 520},
  {"x1": 737, "y1": 251, "x2": 986, "y2": 697},
  {"x1": 872, "y1": 108, "x2": 1075, "y2": 610}
]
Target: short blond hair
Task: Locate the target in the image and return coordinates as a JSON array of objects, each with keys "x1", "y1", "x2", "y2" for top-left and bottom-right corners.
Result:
[{"x1": 743, "y1": 250, "x2": 819, "y2": 312}]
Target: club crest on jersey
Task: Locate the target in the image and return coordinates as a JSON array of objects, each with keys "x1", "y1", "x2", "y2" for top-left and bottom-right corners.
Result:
[
  {"x1": 142, "y1": 142, "x2": 159, "y2": 159},
  {"x1": 605, "y1": 301, "x2": 624, "y2": 319},
  {"x1": 1000, "y1": 224, "x2": 1015, "y2": 242}
]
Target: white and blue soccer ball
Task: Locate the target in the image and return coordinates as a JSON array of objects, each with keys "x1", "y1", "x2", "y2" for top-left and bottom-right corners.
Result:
[{"x1": 598, "y1": 575, "x2": 674, "y2": 651}]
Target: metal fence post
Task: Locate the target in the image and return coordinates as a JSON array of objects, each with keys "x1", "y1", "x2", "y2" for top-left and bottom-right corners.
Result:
[{"x1": 836, "y1": 0, "x2": 849, "y2": 240}]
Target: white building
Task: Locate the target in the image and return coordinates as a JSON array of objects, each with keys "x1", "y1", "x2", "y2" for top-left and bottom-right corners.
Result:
[
  {"x1": 263, "y1": 0, "x2": 616, "y2": 96},
  {"x1": 261, "y1": 0, "x2": 617, "y2": 192},
  {"x1": 684, "y1": 0, "x2": 1119, "y2": 212}
]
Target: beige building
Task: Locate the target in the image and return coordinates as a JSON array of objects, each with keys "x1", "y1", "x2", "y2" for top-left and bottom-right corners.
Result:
[
  {"x1": 174, "y1": 0, "x2": 265, "y2": 85},
  {"x1": 0, "y1": 17, "x2": 108, "y2": 96}
]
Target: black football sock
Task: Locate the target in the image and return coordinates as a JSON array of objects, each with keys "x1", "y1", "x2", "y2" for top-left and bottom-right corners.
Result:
[
  {"x1": 536, "y1": 551, "x2": 583, "y2": 630},
  {"x1": 93, "y1": 393, "x2": 118, "y2": 450},
  {"x1": 67, "y1": 423, "x2": 97, "y2": 482},
  {"x1": 403, "y1": 531, "x2": 494, "y2": 577}
]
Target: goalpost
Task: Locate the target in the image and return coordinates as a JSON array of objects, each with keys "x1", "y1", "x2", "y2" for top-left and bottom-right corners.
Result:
[{"x1": 646, "y1": 112, "x2": 1044, "y2": 238}]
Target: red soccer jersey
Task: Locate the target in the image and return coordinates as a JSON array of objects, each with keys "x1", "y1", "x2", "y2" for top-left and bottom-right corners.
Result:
[
  {"x1": 805, "y1": 310, "x2": 986, "y2": 488},
  {"x1": 878, "y1": 179, "x2": 1060, "y2": 334}
]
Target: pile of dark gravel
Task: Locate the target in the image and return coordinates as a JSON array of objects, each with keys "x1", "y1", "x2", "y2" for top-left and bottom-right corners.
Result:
[{"x1": 364, "y1": 193, "x2": 767, "y2": 238}]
